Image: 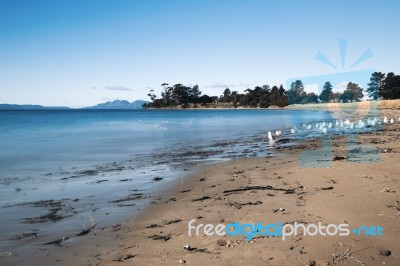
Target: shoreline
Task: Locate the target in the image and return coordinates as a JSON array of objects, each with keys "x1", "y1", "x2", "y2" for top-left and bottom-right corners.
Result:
[
  {"x1": 2, "y1": 109, "x2": 400, "y2": 265},
  {"x1": 144, "y1": 99, "x2": 400, "y2": 111}
]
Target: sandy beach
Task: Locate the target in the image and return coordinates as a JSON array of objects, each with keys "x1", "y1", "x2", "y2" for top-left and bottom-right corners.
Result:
[
  {"x1": 1, "y1": 109, "x2": 397, "y2": 266},
  {"x1": 2, "y1": 0, "x2": 400, "y2": 265}
]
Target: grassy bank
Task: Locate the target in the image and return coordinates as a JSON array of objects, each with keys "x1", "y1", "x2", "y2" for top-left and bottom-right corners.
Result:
[{"x1": 286, "y1": 99, "x2": 400, "y2": 110}]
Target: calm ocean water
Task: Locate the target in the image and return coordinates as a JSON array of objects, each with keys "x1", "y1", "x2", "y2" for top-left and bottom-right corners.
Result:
[
  {"x1": 0, "y1": 109, "x2": 330, "y2": 178},
  {"x1": 0, "y1": 109, "x2": 332, "y2": 254}
]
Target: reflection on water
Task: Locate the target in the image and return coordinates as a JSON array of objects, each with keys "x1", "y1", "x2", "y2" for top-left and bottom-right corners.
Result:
[{"x1": 0, "y1": 109, "x2": 332, "y2": 254}]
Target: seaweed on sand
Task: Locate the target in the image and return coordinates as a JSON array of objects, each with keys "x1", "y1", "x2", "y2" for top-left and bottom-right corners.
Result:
[{"x1": 110, "y1": 193, "x2": 145, "y2": 203}]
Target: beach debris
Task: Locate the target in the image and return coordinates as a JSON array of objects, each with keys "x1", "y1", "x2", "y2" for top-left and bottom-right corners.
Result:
[
  {"x1": 379, "y1": 249, "x2": 391, "y2": 256},
  {"x1": 9, "y1": 231, "x2": 38, "y2": 240},
  {"x1": 277, "y1": 138, "x2": 291, "y2": 143},
  {"x1": 333, "y1": 156, "x2": 346, "y2": 161},
  {"x1": 153, "y1": 176, "x2": 163, "y2": 181},
  {"x1": 148, "y1": 234, "x2": 171, "y2": 241},
  {"x1": 308, "y1": 261, "x2": 316, "y2": 266},
  {"x1": 193, "y1": 248, "x2": 211, "y2": 253},
  {"x1": 145, "y1": 223, "x2": 163, "y2": 228},
  {"x1": 31, "y1": 199, "x2": 64, "y2": 208},
  {"x1": 299, "y1": 248, "x2": 307, "y2": 254},
  {"x1": 192, "y1": 195, "x2": 211, "y2": 202},
  {"x1": 227, "y1": 200, "x2": 263, "y2": 209},
  {"x1": 383, "y1": 148, "x2": 393, "y2": 153},
  {"x1": 332, "y1": 241, "x2": 360, "y2": 264},
  {"x1": 183, "y1": 244, "x2": 210, "y2": 253},
  {"x1": 117, "y1": 203, "x2": 136, "y2": 207},
  {"x1": 112, "y1": 224, "x2": 122, "y2": 231},
  {"x1": 217, "y1": 239, "x2": 227, "y2": 246},
  {"x1": 44, "y1": 236, "x2": 69, "y2": 246},
  {"x1": 76, "y1": 169, "x2": 98, "y2": 176},
  {"x1": 321, "y1": 186, "x2": 334, "y2": 190},
  {"x1": 119, "y1": 178, "x2": 131, "y2": 182},
  {"x1": 179, "y1": 259, "x2": 187, "y2": 264},
  {"x1": 199, "y1": 177, "x2": 207, "y2": 182},
  {"x1": 76, "y1": 216, "x2": 96, "y2": 236},
  {"x1": 164, "y1": 219, "x2": 182, "y2": 225},
  {"x1": 386, "y1": 201, "x2": 400, "y2": 212},
  {"x1": 181, "y1": 189, "x2": 191, "y2": 193},
  {"x1": 223, "y1": 185, "x2": 297, "y2": 194},
  {"x1": 273, "y1": 208, "x2": 285, "y2": 213},
  {"x1": 183, "y1": 245, "x2": 197, "y2": 251},
  {"x1": 113, "y1": 254, "x2": 136, "y2": 262},
  {"x1": 111, "y1": 193, "x2": 145, "y2": 203},
  {"x1": 233, "y1": 170, "x2": 245, "y2": 174},
  {"x1": 24, "y1": 211, "x2": 69, "y2": 224},
  {"x1": 380, "y1": 188, "x2": 395, "y2": 193}
]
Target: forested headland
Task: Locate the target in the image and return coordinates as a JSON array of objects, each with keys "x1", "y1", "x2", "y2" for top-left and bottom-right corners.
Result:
[{"x1": 144, "y1": 72, "x2": 400, "y2": 109}]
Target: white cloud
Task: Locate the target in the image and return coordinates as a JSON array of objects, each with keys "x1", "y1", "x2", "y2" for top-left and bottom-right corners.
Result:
[
  {"x1": 204, "y1": 83, "x2": 231, "y2": 89},
  {"x1": 104, "y1": 85, "x2": 131, "y2": 91}
]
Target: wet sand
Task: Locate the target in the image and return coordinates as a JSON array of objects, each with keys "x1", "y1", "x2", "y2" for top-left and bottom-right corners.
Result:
[{"x1": 2, "y1": 110, "x2": 400, "y2": 266}]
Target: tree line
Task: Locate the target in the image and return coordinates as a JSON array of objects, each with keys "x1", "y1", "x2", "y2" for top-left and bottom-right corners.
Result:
[
  {"x1": 366, "y1": 72, "x2": 400, "y2": 100},
  {"x1": 288, "y1": 80, "x2": 364, "y2": 104},
  {"x1": 144, "y1": 71, "x2": 400, "y2": 108},
  {"x1": 145, "y1": 83, "x2": 288, "y2": 108}
]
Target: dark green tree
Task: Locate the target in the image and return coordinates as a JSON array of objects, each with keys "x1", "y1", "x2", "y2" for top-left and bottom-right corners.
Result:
[
  {"x1": 170, "y1": 84, "x2": 192, "y2": 107},
  {"x1": 190, "y1": 85, "x2": 202, "y2": 103},
  {"x1": 147, "y1": 89, "x2": 157, "y2": 102},
  {"x1": 340, "y1": 82, "x2": 364, "y2": 102},
  {"x1": 199, "y1": 95, "x2": 213, "y2": 105},
  {"x1": 381, "y1": 72, "x2": 400, "y2": 99},
  {"x1": 319, "y1": 81, "x2": 333, "y2": 103},
  {"x1": 366, "y1": 72, "x2": 385, "y2": 100},
  {"x1": 276, "y1": 85, "x2": 288, "y2": 107},
  {"x1": 306, "y1": 92, "x2": 318, "y2": 103},
  {"x1": 269, "y1": 86, "x2": 279, "y2": 105},
  {"x1": 231, "y1": 91, "x2": 238, "y2": 108},
  {"x1": 161, "y1": 83, "x2": 173, "y2": 106},
  {"x1": 288, "y1": 80, "x2": 305, "y2": 104},
  {"x1": 223, "y1": 88, "x2": 231, "y2": 102}
]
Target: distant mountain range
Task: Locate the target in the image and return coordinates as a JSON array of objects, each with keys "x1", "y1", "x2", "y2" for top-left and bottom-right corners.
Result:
[
  {"x1": 0, "y1": 104, "x2": 70, "y2": 110},
  {"x1": 84, "y1": 100, "x2": 148, "y2": 109},
  {"x1": 0, "y1": 100, "x2": 148, "y2": 110}
]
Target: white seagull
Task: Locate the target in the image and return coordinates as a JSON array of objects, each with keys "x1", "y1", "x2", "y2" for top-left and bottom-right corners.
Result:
[{"x1": 268, "y1": 131, "x2": 274, "y2": 142}]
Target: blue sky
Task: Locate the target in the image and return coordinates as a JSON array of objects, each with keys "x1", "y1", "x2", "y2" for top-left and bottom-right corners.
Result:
[{"x1": 1, "y1": 0, "x2": 399, "y2": 107}]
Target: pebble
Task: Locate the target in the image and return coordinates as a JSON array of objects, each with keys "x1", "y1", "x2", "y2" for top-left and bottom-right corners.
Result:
[
  {"x1": 217, "y1": 239, "x2": 227, "y2": 246},
  {"x1": 379, "y1": 249, "x2": 391, "y2": 256}
]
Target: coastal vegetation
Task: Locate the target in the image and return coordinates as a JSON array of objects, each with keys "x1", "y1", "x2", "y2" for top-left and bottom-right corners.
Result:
[
  {"x1": 144, "y1": 71, "x2": 400, "y2": 109},
  {"x1": 145, "y1": 83, "x2": 288, "y2": 108}
]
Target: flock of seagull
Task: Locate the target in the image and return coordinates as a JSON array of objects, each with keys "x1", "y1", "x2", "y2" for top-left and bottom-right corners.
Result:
[{"x1": 267, "y1": 116, "x2": 399, "y2": 143}]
